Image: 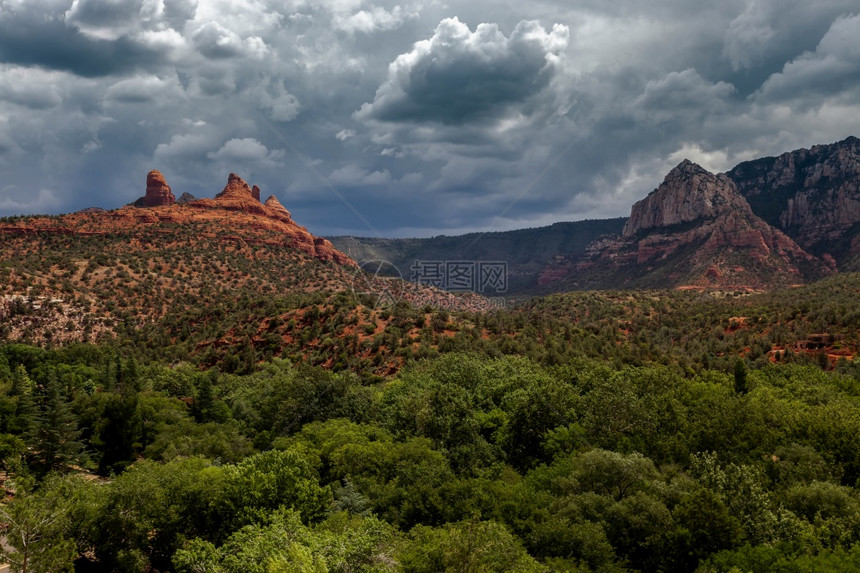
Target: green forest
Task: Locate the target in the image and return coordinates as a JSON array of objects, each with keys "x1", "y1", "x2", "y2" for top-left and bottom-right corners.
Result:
[{"x1": 2, "y1": 269, "x2": 860, "y2": 573}]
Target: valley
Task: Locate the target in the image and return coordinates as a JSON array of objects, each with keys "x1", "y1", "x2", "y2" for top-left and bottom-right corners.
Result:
[{"x1": 0, "y1": 138, "x2": 859, "y2": 572}]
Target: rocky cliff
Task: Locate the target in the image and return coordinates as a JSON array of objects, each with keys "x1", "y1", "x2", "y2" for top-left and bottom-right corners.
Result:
[
  {"x1": 622, "y1": 160, "x2": 753, "y2": 236},
  {"x1": 727, "y1": 136, "x2": 860, "y2": 267},
  {"x1": 186, "y1": 172, "x2": 270, "y2": 216},
  {"x1": 166, "y1": 173, "x2": 354, "y2": 266},
  {"x1": 547, "y1": 160, "x2": 830, "y2": 290}
]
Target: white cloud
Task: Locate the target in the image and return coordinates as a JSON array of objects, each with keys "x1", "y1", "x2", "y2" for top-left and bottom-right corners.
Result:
[
  {"x1": 191, "y1": 21, "x2": 249, "y2": 59},
  {"x1": 249, "y1": 77, "x2": 301, "y2": 122},
  {"x1": 722, "y1": 0, "x2": 777, "y2": 71},
  {"x1": 0, "y1": 66, "x2": 64, "y2": 109},
  {"x1": 632, "y1": 68, "x2": 736, "y2": 125},
  {"x1": 334, "y1": 4, "x2": 417, "y2": 34},
  {"x1": 207, "y1": 137, "x2": 285, "y2": 166},
  {"x1": 666, "y1": 143, "x2": 737, "y2": 174},
  {"x1": 65, "y1": 0, "x2": 148, "y2": 41},
  {"x1": 154, "y1": 132, "x2": 213, "y2": 160},
  {"x1": 328, "y1": 163, "x2": 392, "y2": 186},
  {"x1": 105, "y1": 74, "x2": 186, "y2": 104},
  {"x1": 336, "y1": 129, "x2": 356, "y2": 141},
  {"x1": 82, "y1": 139, "x2": 101, "y2": 153}
]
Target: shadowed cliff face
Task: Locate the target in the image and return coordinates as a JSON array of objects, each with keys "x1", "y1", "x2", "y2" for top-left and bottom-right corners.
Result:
[{"x1": 728, "y1": 136, "x2": 860, "y2": 266}]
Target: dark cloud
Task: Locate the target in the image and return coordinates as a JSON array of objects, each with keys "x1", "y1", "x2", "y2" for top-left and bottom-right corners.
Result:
[
  {"x1": 64, "y1": 0, "x2": 144, "y2": 31},
  {"x1": 357, "y1": 18, "x2": 568, "y2": 125},
  {"x1": 0, "y1": 1, "x2": 170, "y2": 77},
  {"x1": 0, "y1": 0, "x2": 858, "y2": 236},
  {"x1": 722, "y1": 0, "x2": 858, "y2": 73},
  {"x1": 755, "y1": 13, "x2": 860, "y2": 105}
]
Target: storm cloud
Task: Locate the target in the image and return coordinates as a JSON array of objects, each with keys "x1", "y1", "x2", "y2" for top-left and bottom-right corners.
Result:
[
  {"x1": 1, "y1": 0, "x2": 859, "y2": 237},
  {"x1": 357, "y1": 18, "x2": 568, "y2": 124}
]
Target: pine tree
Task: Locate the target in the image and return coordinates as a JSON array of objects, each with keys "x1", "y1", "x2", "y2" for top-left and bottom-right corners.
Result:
[
  {"x1": 0, "y1": 352, "x2": 12, "y2": 384},
  {"x1": 28, "y1": 371, "x2": 83, "y2": 475},
  {"x1": 191, "y1": 370, "x2": 217, "y2": 423},
  {"x1": 733, "y1": 358, "x2": 749, "y2": 395},
  {"x1": 8, "y1": 365, "x2": 36, "y2": 436},
  {"x1": 96, "y1": 392, "x2": 140, "y2": 475}
]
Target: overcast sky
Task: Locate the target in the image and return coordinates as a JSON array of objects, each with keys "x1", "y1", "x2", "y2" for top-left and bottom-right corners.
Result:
[{"x1": 1, "y1": 0, "x2": 859, "y2": 237}]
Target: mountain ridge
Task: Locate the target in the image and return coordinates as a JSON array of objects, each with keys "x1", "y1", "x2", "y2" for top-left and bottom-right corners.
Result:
[
  {"x1": 3, "y1": 171, "x2": 354, "y2": 267},
  {"x1": 565, "y1": 158, "x2": 830, "y2": 290},
  {"x1": 331, "y1": 136, "x2": 860, "y2": 293},
  {"x1": 727, "y1": 136, "x2": 860, "y2": 269}
]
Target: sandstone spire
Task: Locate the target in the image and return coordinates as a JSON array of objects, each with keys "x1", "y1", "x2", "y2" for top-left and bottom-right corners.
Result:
[{"x1": 133, "y1": 170, "x2": 176, "y2": 207}]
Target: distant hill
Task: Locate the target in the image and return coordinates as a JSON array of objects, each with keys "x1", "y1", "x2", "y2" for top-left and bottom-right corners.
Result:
[
  {"x1": 0, "y1": 171, "x2": 487, "y2": 373},
  {"x1": 329, "y1": 218, "x2": 626, "y2": 296},
  {"x1": 1, "y1": 165, "x2": 858, "y2": 376}
]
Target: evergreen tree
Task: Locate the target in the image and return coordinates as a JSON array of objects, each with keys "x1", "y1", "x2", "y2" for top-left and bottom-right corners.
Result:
[
  {"x1": 28, "y1": 371, "x2": 83, "y2": 475},
  {"x1": 96, "y1": 392, "x2": 141, "y2": 475},
  {"x1": 191, "y1": 371, "x2": 217, "y2": 424},
  {"x1": 733, "y1": 359, "x2": 749, "y2": 395},
  {"x1": 0, "y1": 352, "x2": 12, "y2": 384},
  {"x1": 8, "y1": 365, "x2": 36, "y2": 436},
  {"x1": 125, "y1": 356, "x2": 141, "y2": 393}
]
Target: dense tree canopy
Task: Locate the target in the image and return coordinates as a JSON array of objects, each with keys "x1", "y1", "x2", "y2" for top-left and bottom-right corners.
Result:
[{"x1": 1, "y1": 338, "x2": 859, "y2": 571}]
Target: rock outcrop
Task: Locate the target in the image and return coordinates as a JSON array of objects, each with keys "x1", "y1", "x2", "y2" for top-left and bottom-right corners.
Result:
[
  {"x1": 727, "y1": 136, "x2": 860, "y2": 266},
  {"x1": 546, "y1": 160, "x2": 830, "y2": 290},
  {"x1": 622, "y1": 160, "x2": 752, "y2": 236},
  {"x1": 177, "y1": 192, "x2": 196, "y2": 205},
  {"x1": 187, "y1": 173, "x2": 268, "y2": 216},
  {"x1": 173, "y1": 173, "x2": 353, "y2": 265},
  {"x1": 133, "y1": 170, "x2": 176, "y2": 207},
  {"x1": 264, "y1": 195, "x2": 292, "y2": 222}
]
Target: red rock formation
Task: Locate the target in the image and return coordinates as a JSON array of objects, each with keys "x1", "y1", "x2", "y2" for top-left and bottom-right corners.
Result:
[
  {"x1": 549, "y1": 160, "x2": 830, "y2": 290},
  {"x1": 264, "y1": 195, "x2": 292, "y2": 222},
  {"x1": 312, "y1": 236, "x2": 351, "y2": 264},
  {"x1": 189, "y1": 173, "x2": 269, "y2": 216},
  {"x1": 134, "y1": 170, "x2": 176, "y2": 207},
  {"x1": 216, "y1": 173, "x2": 254, "y2": 201},
  {"x1": 125, "y1": 172, "x2": 356, "y2": 267}
]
